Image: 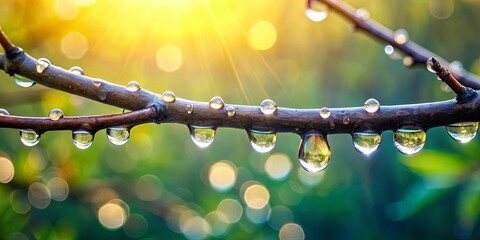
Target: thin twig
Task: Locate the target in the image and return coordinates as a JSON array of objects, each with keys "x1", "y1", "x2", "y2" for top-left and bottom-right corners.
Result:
[
  {"x1": 317, "y1": 0, "x2": 480, "y2": 90},
  {"x1": 0, "y1": 107, "x2": 158, "y2": 134}
]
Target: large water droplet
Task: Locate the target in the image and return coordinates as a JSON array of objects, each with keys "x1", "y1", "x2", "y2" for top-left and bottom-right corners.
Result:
[
  {"x1": 393, "y1": 126, "x2": 426, "y2": 155},
  {"x1": 209, "y1": 97, "x2": 224, "y2": 110},
  {"x1": 305, "y1": 0, "x2": 328, "y2": 22},
  {"x1": 352, "y1": 131, "x2": 381, "y2": 156},
  {"x1": 319, "y1": 107, "x2": 330, "y2": 119},
  {"x1": 247, "y1": 130, "x2": 277, "y2": 153},
  {"x1": 126, "y1": 81, "x2": 141, "y2": 92},
  {"x1": 189, "y1": 126, "x2": 216, "y2": 148},
  {"x1": 72, "y1": 130, "x2": 94, "y2": 149},
  {"x1": 260, "y1": 99, "x2": 277, "y2": 115},
  {"x1": 0, "y1": 109, "x2": 10, "y2": 116},
  {"x1": 446, "y1": 122, "x2": 478, "y2": 143},
  {"x1": 14, "y1": 74, "x2": 35, "y2": 88},
  {"x1": 394, "y1": 29, "x2": 409, "y2": 45},
  {"x1": 162, "y1": 91, "x2": 176, "y2": 103},
  {"x1": 48, "y1": 108, "x2": 64, "y2": 121},
  {"x1": 355, "y1": 8, "x2": 370, "y2": 21},
  {"x1": 364, "y1": 98, "x2": 380, "y2": 113},
  {"x1": 226, "y1": 106, "x2": 236, "y2": 117},
  {"x1": 35, "y1": 58, "x2": 51, "y2": 73},
  {"x1": 298, "y1": 130, "x2": 331, "y2": 172},
  {"x1": 186, "y1": 104, "x2": 194, "y2": 114},
  {"x1": 69, "y1": 66, "x2": 85, "y2": 75},
  {"x1": 426, "y1": 58, "x2": 436, "y2": 73},
  {"x1": 106, "y1": 127, "x2": 130, "y2": 146},
  {"x1": 20, "y1": 129, "x2": 40, "y2": 147}
]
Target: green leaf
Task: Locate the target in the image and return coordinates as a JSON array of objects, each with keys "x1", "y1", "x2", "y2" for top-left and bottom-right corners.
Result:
[{"x1": 401, "y1": 150, "x2": 468, "y2": 176}]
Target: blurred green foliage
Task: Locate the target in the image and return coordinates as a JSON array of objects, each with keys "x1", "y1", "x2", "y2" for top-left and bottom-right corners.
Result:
[{"x1": 1, "y1": 0, "x2": 480, "y2": 239}]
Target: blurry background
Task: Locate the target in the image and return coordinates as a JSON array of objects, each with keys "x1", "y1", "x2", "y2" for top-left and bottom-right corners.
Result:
[{"x1": 1, "y1": 0, "x2": 480, "y2": 239}]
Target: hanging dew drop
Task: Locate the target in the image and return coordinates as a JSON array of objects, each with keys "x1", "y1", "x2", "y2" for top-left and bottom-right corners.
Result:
[
  {"x1": 0, "y1": 108, "x2": 10, "y2": 116},
  {"x1": 106, "y1": 127, "x2": 130, "y2": 146},
  {"x1": 298, "y1": 130, "x2": 331, "y2": 172},
  {"x1": 69, "y1": 66, "x2": 85, "y2": 75},
  {"x1": 72, "y1": 130, "x2": 94, "y2": 149},
  {"x1": 394, "y1": 29, "x2": 409, "y2": 45},
  {"x1": 426, "y1": 58, "x2": 436, "y2": 73},
  {"x1": 352, "y1": 131, "x2": 381, "y2": 156},
  {"x1": 319, "y1": 107, "x2": 331, "y2": 119},
  {"x1": 209, "y1": 97, "x2": 224, "y2": 110},
  {"x1": 226, "y1": 106, "x2": 236, "y2": 117},
  {"x1": 355, "y1": 8, "x2": 370, "y2": 21},
  {"x1": 446, "y1": 122, "x2": 478, "y2": 143},
  {"x1": 189, "y1": 126, "x2": 216, "y2": 148},
  {"x1": 35, "y1": 58, "x2": 51, "y2": 73},
  {"x1": 247, "y1": 130, "x2": 277, "y2": 153},
  {"x1": 48, "y1": 108, "x2": 64, "y2": 121},
  {"x1": 93, "y1": 79, "x2": 103, "y2": 88},
  {"x1": 393, "y1": 126, "x2": 426, "y2": 155},
  {"x1": 126, "y1": 81, "x2": 141, "y2": 92},
  {"x1": 186, "y1": 104, "x2": 194, "y2": 114},
  {"x1": 14, "y1": 74, "x2": 35, "y2": 88},
  {"x1": 364, "y1": 98, "x2": 380, "y2": 113},
  {"x1": 20, "y1": 129, "x2": 40, "y2": 147},
  {"x1": 260, "y1": 99, "x2": 277, "y2": 115},
  {"x1": 162, "y1": 91, "x2": 176, "y2": 103},
  {"x1": 305, "y1": 0, "x2": 328, "y2": 22}
]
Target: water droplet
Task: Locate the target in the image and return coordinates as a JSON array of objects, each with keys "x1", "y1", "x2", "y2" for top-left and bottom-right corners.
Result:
[
  {"x1": 0, "y1": 109, "x2": 10, "y2": 116},
  {"x1": 319, "y1": 107, "x2": 331, "y2": 119},
  {"x1": 14, "y1": 74, "x2": 35, "y2": 88},
  {"x1": 48, "y1": 108, "x2": 64, "y2": 121},
  {"x1": 426, "y1": 58, "x2": 436, "y2": 73},
  {"x1": 189, "y1": 126, "x2": 216, "y2": 148},
  {"x1": 226, "y1": 106, "x2": 236, "y2": 117},
  {"x1": 364, "y1": 98, "x2": 380, "y2": 113},
  {"x1": 260, "y1": 99, "x2": 277, "y2": 115},
  {"x1": 446, "y1": 122, "x2": 478, "y2": 143},
  {"x1": 384, "y1": 45, "x2": 402, "y2": 60},
  {"x1": 72, "y1": 130, "x2": 94, "y2": 149},
  {"x1": 305, "y1": 0, "x2": 328, "y2": 22},
  {"x1": 186, "y1": 104, "x2": 194, "y2": 114},
  {"x1": 393, "y1": 126, "x2": 426, "y2": 155},
  {"x1": 449, "y1": 61, "x2": 465, "y2": 74},
  {"x1": 343, "y1": 117, "x2": 350, "y2": 125},
  {"x1": 20, "y1": 129, "x2": 40, "y2": 147},
  {"x1": 355, "y1": 8, "x2": 370, "y2": 21},
  {"x1": 69, "y1": 66, "x2": 85, "y2": 75},
  {"x1": 298, "y1": 131, "x2": 331, "y2": 172},
  {"x1": 35, "y1": 58, "x2": 51, "y2": 73},
  {"x1": 247, "y1": 130, "x2": 277, "y2": 153},
  {"x1": 209, "y1": 97, "x2": 224, "y2": 110},
  {"x1": 106, "y1": 127, "x2": 130, "y2": 146},
  {"x1": 162, "y1": 91, "x2": 176, "y2": 103},
  {"x1": 403, "y1": 56, "x2": 414, "y2": 66},
  {"x1": 93, "y1": 79, "x2": 103, "y2": 88},
  {"x1": 126, "y1": 81, "x2": 141, "y2": 92},
  {"x1": 394, "y1": 29, "x2": 409, "y2": 45},
  {"x1": 352, "y1": 131, "x2": 381, "y2": 156}
]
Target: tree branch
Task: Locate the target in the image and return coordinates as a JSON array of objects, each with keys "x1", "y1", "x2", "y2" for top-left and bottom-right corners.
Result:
[
  {"x1": 316, "y1": 0, "x2": 480, "y2": 90},
  {"x1": 0, "y1": 21, "x2": 479, "y2": 139},
  {"x1": 0, "y1": 107, "x2": 158, "y2": 134}
]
